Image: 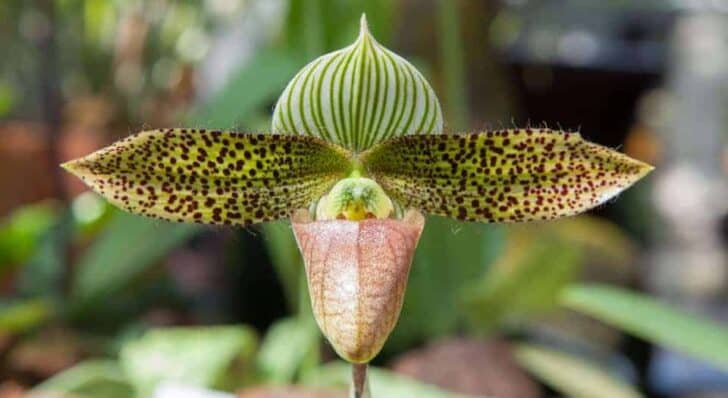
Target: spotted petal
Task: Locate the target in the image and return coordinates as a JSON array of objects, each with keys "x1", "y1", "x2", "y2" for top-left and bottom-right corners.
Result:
[
  {"x1": 63, "y1": 129, "x2": 352, "y2": 226},
  {"x1": 272, "y1": 15, "x2": 443, "y2": 152},
  {"x1": 361, "y1": 129, "x2": 653, "y2": 223}
]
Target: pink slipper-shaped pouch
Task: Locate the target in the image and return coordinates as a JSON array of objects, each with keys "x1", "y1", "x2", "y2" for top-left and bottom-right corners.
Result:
[{"x1": 292, "y1": 210, "x2": 425, "y2": 363}]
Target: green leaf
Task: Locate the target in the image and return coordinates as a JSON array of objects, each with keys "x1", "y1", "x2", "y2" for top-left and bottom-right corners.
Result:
[
  {"x1": 71, "y1": 211, "x2": 201, "y2": 308},
  {"x1": 514, "y1": 343, "x2": 644, "y2": 398},
  {"x1": 562, "y1": 284, "x2": 728, "y2": 371},
  {"x1": 70, "y1": 191, "x2": 114, "y2": 238},
  {"x1": 260, "y1": 221, "x2": 306, "y2": 310},
  {"x1": 16, "y1": 212, "x2": 74, "y2": 297},
  {"x1": 0, "y1": 80, "x2": 14, "y2": 117},
  {"x1": 361, "y1": 129, "x2": 653, "y2": 223},
  {"x1": 285, "y1": 0, "x2": 324, "y2": 58},
  {"x1": 284, "y1": 0, "x2": 397, "y2": 53},
  {"x1": 272, "y1": 15, "x2": 443, "y2": 152},
  {"x1": 387, "y1": 217, "x2": 505, "y2": 350},
  {"x1": 119, "y1": 326, "x2": 257, "y2": 397},
  {"x1": 0, "y1": 299, "x2": 52, "y2": 334},
  {"x1": 508, "y1": 215, "x2": 637, "y2": 268},
  {"x1": 0, "y1": 201, "x2": 58, "y2": 271},
  {"x1": 193, "y1": 50, "x2": 304, "y2": 128},
  {"x1": 63, "y1": 130, "x2": 353, "y2": 226},
  {"x1": 302, "y1": 362, "x2": 460, "y2": 398},
  {"x1": 436, "y1": 0, "x2": 468, "y2": 130},
  {"x1": 256, "y1": 317, "x2": 321, "y2": 384},
  {"x1": 463, "y1": 239, "x2": 582, "y2": 331},
  {"x1": 33, "y1": 360, "x2": 133, "y2": 398}
]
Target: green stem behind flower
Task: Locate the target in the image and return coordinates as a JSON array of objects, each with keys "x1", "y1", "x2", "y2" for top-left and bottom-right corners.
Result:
[{"x1": 437, "y1": 0, "x2": 469, "y2": 130}]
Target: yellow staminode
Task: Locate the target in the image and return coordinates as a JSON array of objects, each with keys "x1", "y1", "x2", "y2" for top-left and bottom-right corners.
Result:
[{"x1": 316, "y1": 177, "x2": 394, "y2": 221}]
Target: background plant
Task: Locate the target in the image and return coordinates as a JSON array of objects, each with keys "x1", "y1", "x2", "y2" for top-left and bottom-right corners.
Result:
[{"x1": 1, "y1": 1, "x2": 727, "y2": 398}]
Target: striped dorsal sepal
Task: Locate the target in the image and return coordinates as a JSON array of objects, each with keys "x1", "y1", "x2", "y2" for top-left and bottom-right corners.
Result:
[
  {"x1": 63, "y1": 129, "x2": 353, "y2": 226},
  {"x1": 272, "y1": 15, "x2": 443, "y2": 152},
  {"x1": 360, "y1": 129, "x2": 653, "y2": 223}
]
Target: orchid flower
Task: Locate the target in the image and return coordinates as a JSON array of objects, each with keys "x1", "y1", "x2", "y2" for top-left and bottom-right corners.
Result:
[{"x1": 62, "y1": 15, "x2": 652, "y2": 397}]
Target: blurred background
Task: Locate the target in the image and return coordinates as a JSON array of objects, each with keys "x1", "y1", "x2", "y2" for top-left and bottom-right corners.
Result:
[{"x1": 1, "y1": 0, "x2": 727, "y2": 397}]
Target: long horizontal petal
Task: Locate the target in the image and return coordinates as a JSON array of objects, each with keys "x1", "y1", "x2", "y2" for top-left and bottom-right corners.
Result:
[
  {"x1": 360, "y1": 128, "x2": 653, "y2": 223},
  {"x1": 63, "y1": 129, "x2": 352, "y2": 226}
]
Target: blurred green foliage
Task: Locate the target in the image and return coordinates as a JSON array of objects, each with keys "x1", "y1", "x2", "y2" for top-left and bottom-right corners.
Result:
[
  {"x1": 0, "y1": 299, "x2": 52, "y2": 334},
  {"x1": 255, "y1": 317, "x2": 320, "y2": 384},
  {"x1": 70, "y1": 211, "x2": 201, "y2": 315},
  {"x1": 389, "y1": 219, "x2": 505, "y2": 350},
  {"x1": 119, "y1": 326, "x2": 258, "y2": 395},
  {"x1": 463, "y1": 238, "x2": 582, "y2": 332},
  {"x1": 0, "y1": 0, "x2": 243, "y2": 120},
  {"x1": 515, "y1": 343, "x2": 644, "y2": 398},
  {"x1": 32, "y1": 324, "x2": 464, "y2": 398},
  {"x1": 34, "y1": 360, "x2": 133, "y2": 398},
  {"x1": 302, "y1": 362, "x2": 459, "y2": 397},
  {"x1": 0, "y1": 202, "x2": 58, "y2": 272},
  {"x1": 563, "y1": 284, "x2": 728, "y2": 372},
  {"x1": 1, "y1": 1, "x2": 728, "y2": 397}
]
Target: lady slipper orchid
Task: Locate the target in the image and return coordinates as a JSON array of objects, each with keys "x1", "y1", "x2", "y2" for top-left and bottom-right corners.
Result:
[
  {"x1": 292, "y1": 209, "x2": 424, "y2": 364},
  {"x1": 62, "y1": 15, "x2": 652, "y2": 397}
]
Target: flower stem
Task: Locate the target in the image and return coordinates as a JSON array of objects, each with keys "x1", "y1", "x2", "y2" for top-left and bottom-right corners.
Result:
[
  {"x1": 350, "y1": 363, "x2": 370, "y2": 398},
  {"x1": 437, "y1": 0, "x2": 469, "y2": 130}
]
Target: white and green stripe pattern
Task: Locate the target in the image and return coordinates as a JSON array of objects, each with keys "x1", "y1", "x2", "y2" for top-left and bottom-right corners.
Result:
[{"x1": 272, "y1": 14, "x2": 443, "y2": 152}]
